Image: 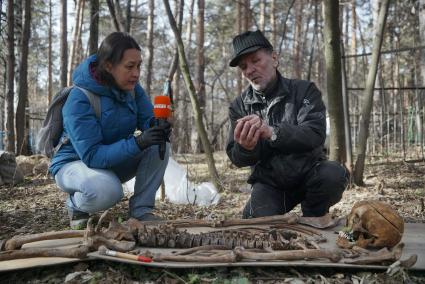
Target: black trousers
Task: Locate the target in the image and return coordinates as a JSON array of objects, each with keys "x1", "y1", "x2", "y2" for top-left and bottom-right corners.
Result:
[{"x1": 242, "y1": 160, "x2": 349, "y2": 218}]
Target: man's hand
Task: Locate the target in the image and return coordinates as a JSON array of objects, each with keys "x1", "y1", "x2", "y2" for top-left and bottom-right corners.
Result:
[{"x1": 234, "y1": 114, "x2": 273, "y2": 150}]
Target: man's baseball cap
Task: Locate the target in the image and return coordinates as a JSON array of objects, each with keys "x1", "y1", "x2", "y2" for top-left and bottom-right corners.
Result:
[{"x1": 229, "y1": 30, "x2": 273, "y2": 67}]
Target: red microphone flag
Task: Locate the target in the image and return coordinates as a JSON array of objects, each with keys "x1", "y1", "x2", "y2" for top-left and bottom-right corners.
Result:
[{"x1": 153, "y1": 95, "x2": 172, "y2": 119}]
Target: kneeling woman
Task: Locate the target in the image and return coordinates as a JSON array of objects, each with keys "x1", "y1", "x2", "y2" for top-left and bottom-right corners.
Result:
[{"x1": 49, "y1": 32, "x2": 170, "y2": 228}]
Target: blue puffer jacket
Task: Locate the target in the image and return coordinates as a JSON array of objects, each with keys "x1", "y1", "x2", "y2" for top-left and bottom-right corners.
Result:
[{"x1": 49, "y1": 55, "x2": 153, "y2": 176}]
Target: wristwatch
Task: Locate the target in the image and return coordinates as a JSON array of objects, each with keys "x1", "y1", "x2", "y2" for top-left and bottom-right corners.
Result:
[{"x1": 270, "y1": 127, "x2": 278, "y2": 142}]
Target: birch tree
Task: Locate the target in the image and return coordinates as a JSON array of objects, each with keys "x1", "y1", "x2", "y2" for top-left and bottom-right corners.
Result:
[{"x1": 144, "y1": 0, "x2": 155, "y2": 96}]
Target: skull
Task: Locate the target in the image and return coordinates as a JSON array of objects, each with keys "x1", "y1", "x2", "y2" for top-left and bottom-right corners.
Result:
[{"x1": 337, "y1": 201, "x2": 404, "y2": 249}]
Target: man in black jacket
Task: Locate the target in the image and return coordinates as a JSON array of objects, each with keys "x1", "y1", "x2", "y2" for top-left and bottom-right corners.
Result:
[{"x1": 226, "y1": 30, "x2": 348, "y2": 219}]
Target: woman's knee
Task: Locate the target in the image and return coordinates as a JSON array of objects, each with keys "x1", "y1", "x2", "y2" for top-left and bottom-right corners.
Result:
[{"x1": 79, "y1": 177, "x2": 123, "y2": 213}]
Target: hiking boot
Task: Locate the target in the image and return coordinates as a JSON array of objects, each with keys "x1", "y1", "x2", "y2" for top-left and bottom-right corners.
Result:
[
  {"x1": 138, "y1": 213, "x2": 163, "y2": 222},
  {"x1": 68, "y1": 209, "x2": 90, "y2": 230}
]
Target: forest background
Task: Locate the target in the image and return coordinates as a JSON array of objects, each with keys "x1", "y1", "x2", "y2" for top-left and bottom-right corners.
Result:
[
  {"x1": 1, "y1": 0, "x2": 425, "y2": 189},
  {"x1": 2, "y1": 0, "x2": 425, "y2": 282}
]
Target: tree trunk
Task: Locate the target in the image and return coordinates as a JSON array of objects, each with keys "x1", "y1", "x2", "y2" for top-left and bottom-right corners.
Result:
[
  {"x1": 167, "y1": 0, "x2": 184, "y2": 82},
  {"x1": 340, "y1": 43, "x2": 353, "y2": 172},
  {"x1": 89, "y1": 0, "x2": 99, "y2": 55},
  {"x1": 259, "y1": 0, "x2": 265, "y2": 31},
  {"x1": 307, "y1": 0, "x2": 318, "y2": 81},
  {"x1": 351, "y1": 0, "x2": 357, "y2": 74},
  {"x1": 173, "y1": 68, "x2": 182, "y2": 153},
  {"x1": 293, "y1": 0, "x2": 303, "y2": 78},
  {"x1": 418, "y1": 0, "x2": 425, "y2": 159},
  {"x1": 241, "y1": 0, "x2": 251, "y2": 30},
  {"x1": 131, "y1": 0, "x2": 138, "y2": 34},
  {"x1": 125, "y1": 0, "x2": 132, "y2": 33},
  {"x1": 16, "y1": 0, "x2": 32, "y2": 155},
  {"x1": 270, "y1": 0, "x2": 276, "y2": 47},
  {"x1": 144, "y1": 0, "x2": 155, "y2": 96},
  {"x1": 185, "y1": 0, "x2": 195, "y2": 56},
  {"x1": 183, "y1": 0, "x2": 193, "y2": 153},
  {"x1": 1, "y1": 57, "x2": 6, "y2": 149},
  {"x1": 420, "y1": 0, "x2": 425, "y2": 91},
  {"x1": 300, "y1": 2, "x2": 312, "y2": 73},
  {"x1": 75, "y1": 1, "x2": 85, "y2": 67},
  {"x1": 323, "y1": 0, "x2": 346, "y2": 163},
  {"x1": 277, "y1": 0, "x2": 296, "y2": 56},
  {"x1": 6, "y1": 0, "x2": 16, "y2": 153},
  {"x1": 236, "y1": 1, "x2": 242, "y2": 96},
  {"x1": 353, "y1": 0, "x2": 390, "y2": 185},
  {"x1": 48, "y1": 0, "x2": 53, "y2": 104},
  {"x1": 60, "y1": 0, "x2": 68, "y2": 88},
  {"x1": 106, "y1": 0, "x2": 124, "y2": 31},
  {"x1": 163, "y1": 0, "x2": 222, "y2": 191},
  {"x1": 68, "y1": 0, "x2": 84, "y2": 86},
  {"x1": 166, "y1": 0, "x2": 184, "y2": 153},
  {"x1": 194, "y1": 0, "x2": 205, "y2": 153},
  {"x1": 114, "y1": 0, "x2": 126, "y2": 31},
  {"x1": 13, "y1": 0, "x2": 22, "y2": 93}
]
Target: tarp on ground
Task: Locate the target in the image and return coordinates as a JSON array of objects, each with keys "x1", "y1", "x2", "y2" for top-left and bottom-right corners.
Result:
[{"x1": 1, "y1": 223, "x2": 423, "y2": 272}]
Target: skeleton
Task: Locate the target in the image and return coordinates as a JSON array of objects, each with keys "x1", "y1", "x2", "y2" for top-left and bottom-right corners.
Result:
[
  {"x1": 337, "y1": 201, "x2": 404, "y2": 249},
  {"x1": 1, "y1": 210, "x2": 415, "y2": 267}
]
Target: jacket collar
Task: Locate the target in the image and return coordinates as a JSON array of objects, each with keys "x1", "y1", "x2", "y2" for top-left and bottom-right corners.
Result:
[{"x1": 241, "y1": 71, "x2": 290, "y2": 105}]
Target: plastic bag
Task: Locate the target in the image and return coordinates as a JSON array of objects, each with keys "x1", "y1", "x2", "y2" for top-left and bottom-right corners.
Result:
[{"x1": 123, "y1": 158, "x2": 220, "y2": 206}]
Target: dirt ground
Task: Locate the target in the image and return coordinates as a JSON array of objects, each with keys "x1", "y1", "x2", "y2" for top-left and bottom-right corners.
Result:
[{"x1": 1, "y1": 152, "x2": 425, "y2": 283}]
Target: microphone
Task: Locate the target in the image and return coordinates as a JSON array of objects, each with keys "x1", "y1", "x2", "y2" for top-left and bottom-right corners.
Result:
[{"x1": 153, "y1": 95, "x2": 171, "y2": 160}]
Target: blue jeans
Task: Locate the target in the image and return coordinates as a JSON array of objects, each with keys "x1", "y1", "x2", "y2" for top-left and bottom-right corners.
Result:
[{"x1": 55, "y1": 144, "x2": 170, "y2": 219}]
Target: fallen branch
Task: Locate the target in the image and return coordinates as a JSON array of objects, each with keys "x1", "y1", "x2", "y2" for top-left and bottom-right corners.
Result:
[
  {"x1": 3, "y1": 230, "x2": 85, "y2": 251},
  {"x1": 0, "y1": 245, "x2": 89, "y2": 261}
]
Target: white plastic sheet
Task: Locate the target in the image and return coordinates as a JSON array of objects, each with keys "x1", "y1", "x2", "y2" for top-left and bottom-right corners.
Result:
[{"x1": 123, "y1": 158, "x2": 220, "y2": 206}]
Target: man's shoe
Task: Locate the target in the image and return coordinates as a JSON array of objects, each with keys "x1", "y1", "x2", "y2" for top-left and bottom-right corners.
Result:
[
  {"x1": 68, "y1": 209, "x2": 90, "y2": 230},
  {"x1": 138, "y1": 213, "x2": 163, "y2": 222}
]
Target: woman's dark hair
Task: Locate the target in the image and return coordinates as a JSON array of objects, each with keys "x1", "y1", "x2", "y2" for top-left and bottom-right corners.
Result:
[{"x1": 95, "y1": 32, "x2": 141, "y2": 85}]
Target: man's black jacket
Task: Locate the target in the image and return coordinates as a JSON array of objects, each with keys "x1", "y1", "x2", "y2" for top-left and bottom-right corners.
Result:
[{"x1": 226, "y1": 72, "x2": 327, "y2": 189}]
